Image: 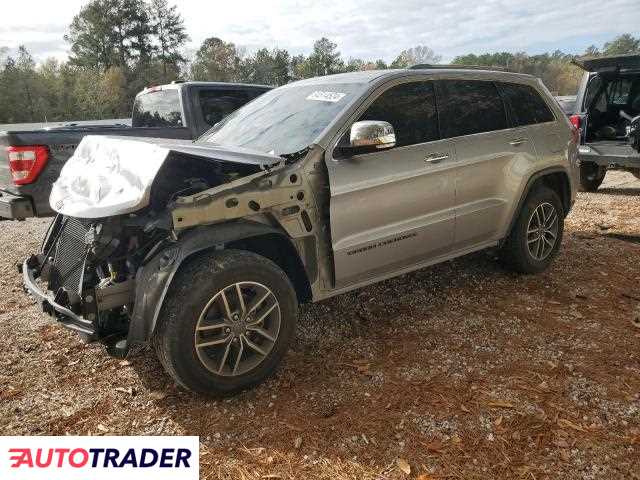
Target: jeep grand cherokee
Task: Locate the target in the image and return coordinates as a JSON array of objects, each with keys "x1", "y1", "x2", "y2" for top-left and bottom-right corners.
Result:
[{"x1": 23, "y1": 68, "x2": 578, "y2": 394}]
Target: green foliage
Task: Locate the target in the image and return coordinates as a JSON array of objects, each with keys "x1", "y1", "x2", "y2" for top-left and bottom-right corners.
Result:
[
  {"x1": 2, "y1": 11, "x2": 639, "y2": 125},
  {"x1": 391, "y1": 45, "x2": 442, "y2": 68},
  {"x1": 190, "y1": 37, "x2": 242, "y2": 82},
  {"x1": 241, "y1": 48, "x2": 291, "y2": 86},
  {"x1": 149, "y1": 0, "x2": 189, "y2": 82},
  {"x1": 602, "y1": 34, "x2": 640, "y2": 55},
  {"x1": 66, "y1": 0, "x2": 154, "y2": 70}
]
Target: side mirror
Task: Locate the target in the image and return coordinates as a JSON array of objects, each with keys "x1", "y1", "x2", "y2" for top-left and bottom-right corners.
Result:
[{"x1": 337, "y1": 120, "x2": 396, "y2": 157}]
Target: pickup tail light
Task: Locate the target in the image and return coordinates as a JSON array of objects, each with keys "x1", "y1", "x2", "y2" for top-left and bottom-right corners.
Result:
[
  {"x1": 7, "y1": 145, "x2": 50, "y2": 185},
  {"x1": 569, "y1": 114, "x2": 581, "y2": 144}
]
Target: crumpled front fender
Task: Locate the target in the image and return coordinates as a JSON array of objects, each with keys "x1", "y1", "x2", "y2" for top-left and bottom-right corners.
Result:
[{"x1": 126, "y1": 220, "x2": 288, "y2": 345}]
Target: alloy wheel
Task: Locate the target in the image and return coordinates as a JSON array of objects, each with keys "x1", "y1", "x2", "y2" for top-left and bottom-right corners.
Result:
[
  {"x1": 194, "y1": 282, "x2": 281, "y2": 377},
  {"x1": 526, "y1": 202, "x2": 559, "y2": 261}
]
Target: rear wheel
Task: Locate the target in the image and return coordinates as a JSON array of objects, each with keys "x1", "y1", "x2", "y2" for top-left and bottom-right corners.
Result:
[
  {"x1": 154, "y1": 250, "x2": 298, "y2": 394},
  {"x1": 500, "y1": 186, "x2": 564, "y2": 274},
  {"x1": 579, "y1": 162, "x2": 606, "y2": 192}
]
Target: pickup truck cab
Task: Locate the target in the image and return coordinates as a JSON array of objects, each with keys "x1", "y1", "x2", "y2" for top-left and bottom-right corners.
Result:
[
  {"x1": 570, "y1": 54, "x2": 640, "y2": 190},
  {"x1": 0, "y1": 81, "x2": 270, "y2": 219},
  {"x1": 23, "y1": 68, "x2": 577, "y2": 394}
]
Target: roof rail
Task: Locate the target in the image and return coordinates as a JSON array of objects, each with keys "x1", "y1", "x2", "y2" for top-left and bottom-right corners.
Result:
[{"x1": 409, "y1": 64, "x2": 508, "y2": 71}]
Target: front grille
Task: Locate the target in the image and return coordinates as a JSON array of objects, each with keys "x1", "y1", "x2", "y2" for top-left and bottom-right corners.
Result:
[{"x1": 49, "y1": 217, "x2": 91, "y2": 293}]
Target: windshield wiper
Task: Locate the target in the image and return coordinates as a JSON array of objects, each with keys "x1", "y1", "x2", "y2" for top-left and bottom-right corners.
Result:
[{"x1": 280, "y1": 146, "x2": 310, "y2": 164}]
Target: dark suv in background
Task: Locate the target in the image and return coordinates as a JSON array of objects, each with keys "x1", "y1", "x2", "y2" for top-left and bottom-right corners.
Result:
[{"x1": 570, "y1": 54, "x2": 640, "y2": 190}]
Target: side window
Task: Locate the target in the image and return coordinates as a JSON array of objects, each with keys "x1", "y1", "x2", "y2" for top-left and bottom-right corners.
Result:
[
  {"x1": 583, "y1": 75, "x2": 604, "y2": 111},
  {"x1": 499, "y1": 83, "x2": 555, "y2": 126},
  {"x1": 436, "y1": 80, "x2": 507, "y2": 138},
  {"x1": 358, "y1": 81, "x2": 439, "y2": 148},
  {"x1": 199, "y1": 89, "x2": 255, "y2": 127}
]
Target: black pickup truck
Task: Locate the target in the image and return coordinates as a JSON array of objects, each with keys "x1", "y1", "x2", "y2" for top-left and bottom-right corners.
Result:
[
  {"x1": 570, "y1": 54, "x2": 640, "y2": 191},
  {"x1": 0, "y1": 81, "x2": 270, "y2": 219}
]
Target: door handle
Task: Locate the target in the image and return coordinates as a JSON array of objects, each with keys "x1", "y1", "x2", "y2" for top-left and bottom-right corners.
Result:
[
  {"x1": 509, "y1": 138, "x2": 527, "y2": 146},
  {"x1": 425, "y1": 153, "x2": 449, "y2": 163}
]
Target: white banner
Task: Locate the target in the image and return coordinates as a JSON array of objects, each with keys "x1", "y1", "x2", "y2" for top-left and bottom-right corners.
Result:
[{"x1": 0, "y1": 436, "x2": 199, "y2": 480}]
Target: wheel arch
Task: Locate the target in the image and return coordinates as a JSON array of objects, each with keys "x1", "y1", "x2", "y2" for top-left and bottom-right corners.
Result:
[
  {"x1": 501, "y1": 167, "x2": 572, "y2": 247},
  {"x1": 127, "y1": 220, "x2": 311, "y2": 346}
]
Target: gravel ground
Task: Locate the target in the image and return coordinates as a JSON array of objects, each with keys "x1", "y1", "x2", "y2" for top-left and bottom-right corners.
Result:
[{"x1": 1, "y1": 171, "x2": 639, "y2": 479}]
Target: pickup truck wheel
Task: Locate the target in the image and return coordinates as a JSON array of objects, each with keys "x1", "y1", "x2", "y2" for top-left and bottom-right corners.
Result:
[
  {"x1": 153, "y1": 249, "x2": 298, "y2": 395},
  {"x1": 579, "y1": 162, "x2": 606, "y2": 192},
  {"x1": 500, "y1": 186, "x2": 564, "y2": 274}
]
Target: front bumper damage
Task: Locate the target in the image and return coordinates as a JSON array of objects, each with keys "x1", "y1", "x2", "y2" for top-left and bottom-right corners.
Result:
[{"x1": 21, "y1": 255, "x2": 96, "y2": 336}]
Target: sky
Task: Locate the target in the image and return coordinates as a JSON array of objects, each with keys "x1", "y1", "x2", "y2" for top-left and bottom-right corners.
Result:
[{"x1": 1, "y1": 0, "x2": 639, "y2": 64}]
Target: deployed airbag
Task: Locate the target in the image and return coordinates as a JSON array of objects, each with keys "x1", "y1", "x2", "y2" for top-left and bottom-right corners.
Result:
[
  {"x1": 50, "y1": 136, "x2": 170, "y2": 218},
  {"x1": 50, "y1": 136, "x2": 281, "y2": 218}
]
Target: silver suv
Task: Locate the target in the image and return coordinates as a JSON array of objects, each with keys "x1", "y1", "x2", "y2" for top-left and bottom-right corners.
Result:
[{"x1": 23, "y1": 67, "x2": 578, "y2": 394}]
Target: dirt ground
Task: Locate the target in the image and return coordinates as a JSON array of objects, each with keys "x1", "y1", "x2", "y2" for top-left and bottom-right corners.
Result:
[{"x1": 1, "y1": 171, "x2": 639, "y2": 479}]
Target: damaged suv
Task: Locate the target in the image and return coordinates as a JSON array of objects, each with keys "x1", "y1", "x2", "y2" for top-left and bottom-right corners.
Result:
[{"x1": 23, "y1": 68, "x2": 578, "y2": 394}]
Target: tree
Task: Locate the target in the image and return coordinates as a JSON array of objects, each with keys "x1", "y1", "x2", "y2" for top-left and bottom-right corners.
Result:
[
  {"x1": 190, "y1": 37, "x2": 241, "y2": 82},
  {"x1": 602, "y1": 34, "x2": 640, "y2": 55},
  {"x1": 289, "y1": 54, "x2": 307, "y2": 81},
  {"x1": 14, "y1": 46, "x2": 38, "y2": 121},
  {"x1": 66, "y1": 0, "x2": 154, "y2": 70},
  {"x1": 583, "y1": 45, "x2": 600, "y2": 57},
  {"x1": 303, "y1": 37, "x2": 344, "y2": 77},
  {"x1": 242, "y1": 48, "x2": 290, "y2": 85},
  {"x1": 149, "y1": 0, "x2": 189, "y2": 81},
  {"x1": 391, "y1": 45, "x2": 441, "y2": 68}
]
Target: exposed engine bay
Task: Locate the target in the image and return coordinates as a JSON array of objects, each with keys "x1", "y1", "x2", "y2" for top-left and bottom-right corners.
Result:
[
  {"x1": 33, "y1": 212, "x2": 170, "y2": 341},
  {"x1": 23, "y1": 135, "x2": 290, "y2": 350}
]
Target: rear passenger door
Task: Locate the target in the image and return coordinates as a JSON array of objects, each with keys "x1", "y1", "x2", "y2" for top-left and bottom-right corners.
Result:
[
  {"x1": 435, "y1": 79, "x2": 538, "y2": 250},
  {"x1": 327, "y1": 80, "x2": 456, "y2": 287},
  {"x1": 498, "y1": 82, "x2": 564, "y2": 165}
]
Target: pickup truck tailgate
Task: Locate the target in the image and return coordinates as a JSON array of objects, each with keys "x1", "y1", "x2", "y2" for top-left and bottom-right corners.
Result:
[{"x1": 0, "y1": 140, "x2": 12, "y2": 187}]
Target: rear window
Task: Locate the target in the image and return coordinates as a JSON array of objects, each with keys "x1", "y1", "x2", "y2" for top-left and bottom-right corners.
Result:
[
  {"x1": 436, "y1": 80, "x2": 507, "y2": 138},
  {"x1": 132, "y1": 89, "x2": 183, "y2": 128},
  {"x1": 199, "y1": 89, "x2": 263, "y2": 127},
  {"x1": 499, "y1": 83, "x2": 555, "y2": 126}
]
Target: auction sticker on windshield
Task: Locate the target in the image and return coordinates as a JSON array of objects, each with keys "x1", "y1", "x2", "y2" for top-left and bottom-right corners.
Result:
[
  {"x1": 1, "y1": 436, "x2": 199, "y2": 480},
  {"x1": 306, "y1": 91, "x2": 346, "y2": 102}
]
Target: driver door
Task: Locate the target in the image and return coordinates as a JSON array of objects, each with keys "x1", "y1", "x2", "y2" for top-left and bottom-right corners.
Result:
[{"x1": 326, "y1": 80, "x2": 456, "y2": 288}]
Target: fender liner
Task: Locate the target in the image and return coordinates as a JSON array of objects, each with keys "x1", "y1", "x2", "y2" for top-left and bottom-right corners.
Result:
[
  {"x1": 126, "y1": 220, "x2": 298, "y2": 345},
  {"x1": 500, "y1": 166, "x2": 572, "y2": 247}
]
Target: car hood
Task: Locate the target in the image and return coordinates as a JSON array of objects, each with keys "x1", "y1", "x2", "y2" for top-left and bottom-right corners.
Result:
[{"x1": 50, "y1": 135, "x2": 282, "y2": 218}]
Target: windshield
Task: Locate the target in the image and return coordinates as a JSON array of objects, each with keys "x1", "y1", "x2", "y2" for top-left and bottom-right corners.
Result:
[
  {"x1": 132, "y1": 89, "x2": 183, "y2": 128},
  {"x1": 200, "y1": 82, "x2": 364, "y2": 155}
]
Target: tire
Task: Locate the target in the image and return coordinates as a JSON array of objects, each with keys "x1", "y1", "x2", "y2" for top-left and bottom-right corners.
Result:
[
  {"x1": 579, "y1": 162, "x2": 606, "y2": 192},
  {"x1": 153, "y1": 249, "x2": 298, "y2": 394},
  {"x1": 500, "y1": 186, "x2": 564, "y2": 274}
]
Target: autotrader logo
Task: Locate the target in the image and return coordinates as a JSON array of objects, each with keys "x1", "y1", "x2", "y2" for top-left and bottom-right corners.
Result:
[{"x1": 1, "y1": 436, "x2": 199, "y2": 480}]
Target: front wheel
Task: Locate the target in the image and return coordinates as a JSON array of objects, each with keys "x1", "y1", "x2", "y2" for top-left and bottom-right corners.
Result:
[
  {"x1": 500, "y1": 186, "x2": 564, "y2": 274},
  {"x1": 153, "y1": 250, "x2": 298, "y2": 394},
  {"x1": 579, "y1": 162, "x2": 606, "y2": 192}
]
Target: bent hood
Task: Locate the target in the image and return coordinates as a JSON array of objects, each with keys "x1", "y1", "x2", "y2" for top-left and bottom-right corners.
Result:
[{"x1": 50, "y1": 135, "x2": 282, "y2": 218}]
